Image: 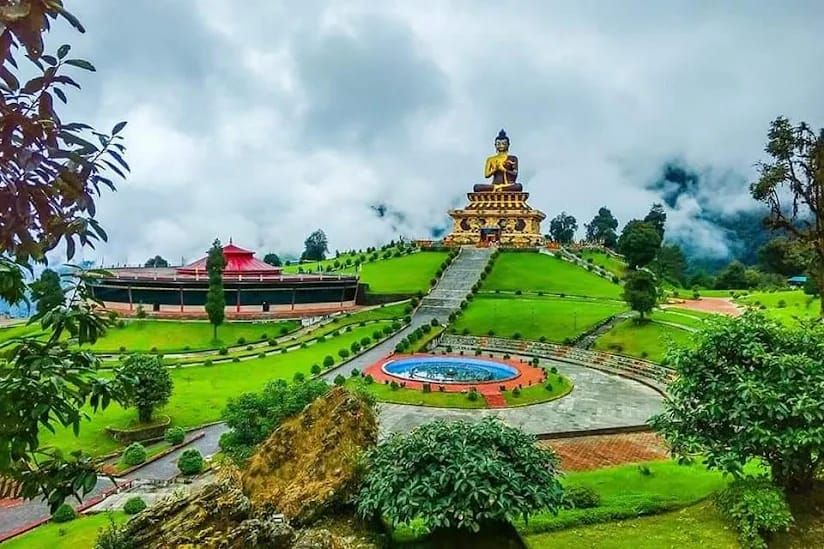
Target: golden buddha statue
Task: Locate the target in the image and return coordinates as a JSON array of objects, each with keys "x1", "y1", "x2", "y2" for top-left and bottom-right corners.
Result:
[{"x1": 473, "y1": 129, "x2": 522, "y2": 192}]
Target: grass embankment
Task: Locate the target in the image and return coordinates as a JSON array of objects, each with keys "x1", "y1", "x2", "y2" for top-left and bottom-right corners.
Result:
[
  {"x1": 593, "y1": 318, "x2": 692, "y2": 363},
  {"x1": 87, "y1": 319, "x2": 300, "y2": 354},
  {"x1": 578, "y1": 249, "x2": 627, "y2": 278},
  {"x1": 280, "y1": 243, "x2": 409, "y2": 274},
  {"x1": 3, "y1": 512, "x2": 128, "y2": 549},
  {"x1": 359, "y1": 251, "x2": 449, "y2": 295},
  {"x1": 502, "y1": 373, "x2": 572, "y2": 406},
  {"x1": 453, "y1": 295, "x2": 626, "y2": 343},
  {"x1": 523, "y1": 501, "x2": 738, "y2": 548},
  {"x1": 344, "y1": 376, "x2": 486, "y2": 409},
  {"x1": 41, "y1": 323, "x2": 390, "y2": 457},
  {"x1": 482, "y1": 252, "x2": 623, "y2": 299},
  {"x1": 736, "y1": 289, "x2": 821, "y2": 324}
]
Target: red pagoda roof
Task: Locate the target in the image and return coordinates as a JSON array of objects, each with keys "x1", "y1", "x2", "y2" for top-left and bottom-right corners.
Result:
[{"x1": 177, "y1": 242, "x2": 281, "y2": 276}]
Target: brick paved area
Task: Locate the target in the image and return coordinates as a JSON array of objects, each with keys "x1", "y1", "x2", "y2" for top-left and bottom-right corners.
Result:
[{"x1": 543, "y1": 431, "x2": 670, "y2": 471}]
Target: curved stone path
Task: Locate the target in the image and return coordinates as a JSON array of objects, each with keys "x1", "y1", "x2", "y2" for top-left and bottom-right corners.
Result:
[{"x1": 376, "y1": 357, "x2": 662, "y2": 437}]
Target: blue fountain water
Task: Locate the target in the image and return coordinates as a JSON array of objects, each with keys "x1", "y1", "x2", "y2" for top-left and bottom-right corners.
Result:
[{"x1": 382, "y1": 356, "x2": 518, "y2": 384}]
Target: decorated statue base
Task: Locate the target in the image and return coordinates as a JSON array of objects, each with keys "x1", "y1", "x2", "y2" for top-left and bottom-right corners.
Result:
[{"x1": 444, "y1": 191, "x2": 545, "y2": 248}]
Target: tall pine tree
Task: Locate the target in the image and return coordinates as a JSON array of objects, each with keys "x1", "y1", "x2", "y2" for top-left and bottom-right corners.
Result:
[{"x1": 205, "y1": 239, "x2": 226, "y2": 340}]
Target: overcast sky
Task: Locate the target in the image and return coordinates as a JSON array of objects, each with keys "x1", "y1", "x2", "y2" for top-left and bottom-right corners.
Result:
[{"x1": 46, "y1": 0, "x2": 824, "y2": 266}]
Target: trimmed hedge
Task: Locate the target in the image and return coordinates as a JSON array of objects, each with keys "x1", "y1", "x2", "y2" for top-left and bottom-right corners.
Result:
[
  {"x1": 177, "y1": 448, "x2": 204, "y2": 475},
  {"x1": 51, "y1": 503, "x2": 75, "y2": 523},
  {"x1": 122, "y1": 442, "x2": 147, "y2": 466},
  {"x1": 123, "y1": 496, "x2": 147, "y2": 515}
]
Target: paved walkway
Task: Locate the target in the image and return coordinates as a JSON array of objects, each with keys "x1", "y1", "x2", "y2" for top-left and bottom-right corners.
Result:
[
  {"x1": 543, "y1": 431, "x2": 669, "y2": 471},
  {"x1": 376, "y1": 359, "x2": 663, "y2": 437}
]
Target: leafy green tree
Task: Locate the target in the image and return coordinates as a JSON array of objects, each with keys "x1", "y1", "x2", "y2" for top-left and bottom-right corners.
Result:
[
  {"x1": 643, "y1": 203, "x2": 667, "y2": 239},
  {"x1": 622, "y1": 269, "x2": 658, "y2": 319},
  {"x1": 114, "y1": 354, "x2": 173, "y2": 423},
  {"x1": 652, "y1": 244, "x2": 687, "y2": 286},
  {"x1": 651, "y1": 313, "x2": 824, "y2": 492},
  {"x1": 204, "y1": 239, "x2": 226, "y2": 340},
  {"x1": 714, "y1": 260, "x2": 749, "y2": 289},
  {"x1": 301, "y1": 229, "x2": 328, "y2": 261},
  {"x1": 617, "y1": 220, "x2": 662, "y2": 268},
  {"x1": 0, "y1": 3, "x2": 130, "y2": 511},
  {"x1": 548, "y1": 212, "x2": 577, "y2": 244},
  {"x1": 262, "y1": 252, "x2": 281, "y2": 267},
  {"x1": 219, "y1": 379, "x2": 329, "y2": 462},
  {"x1": 584, "y1": 207, "x2": 619, "y2": 248},
  {"x1": 357, "y1": 417, "x2": 563, "y2": 533},
  {"x1": 751, "y1": 116, "x2": 824, "y2": 316},
  {"x1": 143, "y1": 255, "x2": 169, "y2": 268},
  {"x1": 29, "y1": 268, "x2": 63, "y2": 315},
  {"x1": 757, "y1": 236, "x2": 810, "y2": 277}
]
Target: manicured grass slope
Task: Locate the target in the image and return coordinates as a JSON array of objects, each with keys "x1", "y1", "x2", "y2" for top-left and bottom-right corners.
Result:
[
  {"x1": 578, "y1": 249, "x2": 627, "y2": 277},
  {"x1": 3, "y1": 511, "x2": 128, "y2": 549},
  {"x1": 87, "y1": 319, "x2": 300, "y2": 353},
  {"x1": 454, "y1": 295, "x2": 626, "y2": 342},
  {"x1": 42, "y1": 323, "x2": 387, "y2": 456},
  {"x1": 593, "y1": 318, "x2": 692, "y2": 363},
  {"x1": 736, "y1": 289, "x2": 821, "y2": 324},
  {"x1": 524, "y1": 501, "x2": 738, "y2": 549},
  {"x1": 482, "y1": 252, "x2": 622, "y2": 299},
  {"x1": 359, "y1": 251, "x2": 449, "y2": 294}
]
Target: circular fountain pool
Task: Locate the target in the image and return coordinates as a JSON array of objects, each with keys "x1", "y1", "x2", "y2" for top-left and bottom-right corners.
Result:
[{"x1": 382, "y1": 356, "x2": 519, "y2": 384}]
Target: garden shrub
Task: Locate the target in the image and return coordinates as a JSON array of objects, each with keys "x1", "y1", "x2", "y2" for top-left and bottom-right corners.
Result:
[
  {"x1": 390, "y1": 381, "x2": 400, "y2": 391},
  {"x1": 237, "y1": 337, "x2": 246, "y2": 345},
  {"x1": 323, "y1": 355, "x2": 335, "y2": 367},
  {"x1": 310, "y1": 364, "x2": 322, "y2": 375},
  {"x1": 563, "y1": 486, "x2": 601, "y2": 509},
  {"x1": 539, "y1": 336, "x2": 547, "y2": 343},
  {"x1": 268, "y1": 338, "x2": 277, "y2": 346},
  {"x1": 246, "y1": 345, "x2": 253, "y2": 351},
  {"x1": 164, "y1": 426, "x2": 186, "y2": 445},
  {"x1": 51, "y1": 503, "x2": 75, "y2": 523},
  {"x1": 512, "y1": 332, "x2": 522, "y2": 340},
  {"x1": 467, "y1": 388, "x2": 479, "y2": 401},
  {"x1": 232, "y1": 357, "x2": 240, "y2": 363},
  {"x1": 350, "y1": 341, "x2": 362, "y2": 353},
  {"x1": 361, "y1": 336, "x2": 371, "y2": 346},
  {"x1": 550, "y1": 366, "x2": 558, "y2": 374},
  {"x1": 487, "y1": 329, "x2": 495, "y2": 337},
  {"x1": 218, "y1": 347, "x2": 228, "y2": 356},
  {"x1": 119, "y1": 345, "x2": 126, "y2": 353},
  {"x1": 293, "y1": 372, "x2": 306, "y2": 383},
  {"x1": 122, "y1": 443, "x2": 147, "y2": 466},
  {"x1": 544, "y1": 383, "x2": 553, "y2": 392},
  {"x1": 364, "y1": 374, "x2": 374, "y2": 384},
  {"x1": 338, "y1": 348, "x2": 351, "y2": 359},
  {"x1": 714, "y1": 478, "x2": 793, "y2": 549},
  {"x1": 350, "y1": 368, "x2": 360, "y2": 377},
  {"x1": 512, "y1": 387, "x2": 521, "y2": 397},
  {"x1": 177, "y1": 448, "x2": 204, "y2": 475},
  {"x1": 123, "y1": 497, "x2": 147, "y2": 515},
  {"x1": 204, "y1": 359, "x2": 213, "y2": 366},
  {"x1": 515, "y1": 289, "x2": 522, "y2": 295}
]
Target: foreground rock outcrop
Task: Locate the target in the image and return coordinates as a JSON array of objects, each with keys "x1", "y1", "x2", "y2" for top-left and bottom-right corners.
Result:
[{"x1": 120, "y1": 387, "x2": 380, "y2": 548}]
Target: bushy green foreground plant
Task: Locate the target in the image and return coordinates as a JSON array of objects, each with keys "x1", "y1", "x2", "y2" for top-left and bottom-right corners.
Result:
[
  {"x1": 123, "y1": 496, "x2": 147, "y2": 515},
  {"x1": 51, "y1": 503, "x2": 76, "y2": 523},
  {"x1": 714, "y1": 478, "x2": 793, "y2": 549},
  {"x1": 164, "y1": 426, "x2": 185, "y2": 445},
  {"x1": 177, "y1": 448, "x2": 203, "y2": 475},
  {"x1": 651, "y1": 312, "x2": 824, "y2": 492},
  {"x1": 357, "y1": 417, "x2": 563, "y2": 532},
  {"x1": 219, "y1": 379, "x2": 329, "y2": 462},
  {"x1": 121, "y1": 443, "x2": 147, "y2": 467}
]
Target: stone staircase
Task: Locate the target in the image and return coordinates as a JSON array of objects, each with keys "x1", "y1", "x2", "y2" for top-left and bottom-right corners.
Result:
[{"x1": 415, "y1": 246, "x2": 494, "y2": 322}]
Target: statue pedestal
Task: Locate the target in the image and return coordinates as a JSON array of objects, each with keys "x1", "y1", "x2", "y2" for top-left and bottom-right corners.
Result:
[{"x1": 443, "y1": 191, "x2": 546, "y2": 248}]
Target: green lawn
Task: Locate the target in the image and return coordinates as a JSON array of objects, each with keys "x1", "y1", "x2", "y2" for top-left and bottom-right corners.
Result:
[
  {"x1": 523, "y1": 501, "x2": 738, "y2": 548},
  {"x1": 578, "y1": 249, "x2": 627, "y2": 277},
  {"x1": 359, "y1": 251, "x2": 449, "y2": 295},
  {"x1": 502, "y1": 373, "x2": 572, "y2": 406},
  {"x1": 482, "y1": 252, "x2": 623, "y2": 299},
  {"x1": 649, "y1": 309, "x2": 707, "y2": 330},
  {"x1": 86, "y1": 319, "x2": 300, "y2": 353},
  {"x1": 280, "y1": 244, "x2": 409, "y2": 274},
  {"x1": 593, "y1": 318, "x2": 692, "y2": 363},
  {"x1": 40, "y1": 323, "x2": 386, "y2": 456},
  {"x1": 453, "y1": 295, "x2": 626, "y2": 343},
  {"x1": 0, "y1": 321, "x2": 46, "y2": 343},
  {"x1": 3, "y1": 511, "x2": 128, "y2": 549},
  {"x1": 344, "y1": 376, "x2": 486, "y2": 409},
  {"x1": 516, "y1": 460, "x2": 730, "y2": 536},
  {"x1": 735, "y1": 289, "x2": 821, "y2": 325}
]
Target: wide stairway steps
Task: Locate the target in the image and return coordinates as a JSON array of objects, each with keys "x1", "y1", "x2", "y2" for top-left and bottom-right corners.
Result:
[{"x1": 415, "y1": 247, "x2": 494, "y2": 321}]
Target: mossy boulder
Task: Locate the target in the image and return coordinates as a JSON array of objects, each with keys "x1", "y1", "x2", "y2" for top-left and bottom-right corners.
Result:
[{"x1": 242, "y1": 386, "x2": 378, "y2": 525}]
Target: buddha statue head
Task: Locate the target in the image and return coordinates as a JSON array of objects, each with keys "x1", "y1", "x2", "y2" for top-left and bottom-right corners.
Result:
[{"x1": 494, "y1": 129, "x2": 510, "y2": 153}]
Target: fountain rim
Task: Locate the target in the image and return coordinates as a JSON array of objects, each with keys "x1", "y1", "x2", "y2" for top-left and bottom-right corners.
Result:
[{"x1": 381, "y1": 354, "x2": 522, "y2": 385}]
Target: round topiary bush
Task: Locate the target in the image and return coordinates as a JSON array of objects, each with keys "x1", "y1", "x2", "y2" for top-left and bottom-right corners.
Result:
[
  {"x1": 51, "y1": 503, "x2": 75, "y2": 523},
  {"x1": 563, "y1": 485, "x2": 601, "y2": 509},
  {"x1": 334, "y1": 374, "x2": 346, "y2": 386},
  {"x1": 467, "y1": 389, "x2": 479, "y2": 401},
  {"x1": 237, "y1": 337, "x2": 246, "y2": 345},
  {"x1": 310, "y1": 364, "x2": 322, "y2": 375},
  {"x1": 177, "y1": 448, "x2": 204, "y2": 475},
  {"x1": 218, "y1": 347, "x2": 228, "y2": 356},
  {"x1": 164, "y1": 426, "x2": 186, "y2": 445},
  {"x1": 350, "y1": 368, "x2": 360, "y2": 377},
  {"x1": 357, "y1": 417, "x2": 563, "y2": 532},
  {"x1": 364, "y1": 374, "x2": 374, "y2": 384},
  {"x1": 323, "y1": 355, "x2": 335, "y2": 367},
  {"x1": 293, "y1": 372, "x2": 306, "y2": 383},
  {"x1": 122, "y1": 442, "x2": 147, "y2": 466},
  {"x1": 123, "y1": 496, "x2": 147, "y2": 515}
]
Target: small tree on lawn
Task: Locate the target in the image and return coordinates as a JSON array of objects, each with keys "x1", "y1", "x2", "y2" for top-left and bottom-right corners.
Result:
[
  {"x1": 617, "y1": 220, "x2": 662, "y2": 269},
  {"x1": 29, "y1": 268, "x2": 63, "y2": 315},
  {"x1": 622, "y1": 269, "x2": 657, "y2": 320},
  {"x1": 651, "y1": 312, "x2": 824, "y2": 492},
  {"x1": 115, "y1": 354, "x2": 173, "y2": 423},
  {"x1": 205, "y1": 239, "x2": 226, "y2": 340},
  {"x1": 357, "y1": 417, "x2": 563, "y2": 533}
]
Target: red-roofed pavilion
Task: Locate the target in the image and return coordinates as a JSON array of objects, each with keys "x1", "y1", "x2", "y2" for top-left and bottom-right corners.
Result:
[{"x1": 176, "y1": 242, "x2": 282, "y2": 277}]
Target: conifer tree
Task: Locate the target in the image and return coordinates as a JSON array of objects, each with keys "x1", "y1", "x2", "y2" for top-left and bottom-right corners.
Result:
[{"x1": 205, "y1": 239, "x2": 226, "y2": 340}]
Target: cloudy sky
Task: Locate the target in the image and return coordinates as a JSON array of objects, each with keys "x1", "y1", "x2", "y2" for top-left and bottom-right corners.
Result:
[{"x1": 47, "y1": 0, "x2": 824, "y2": 266}]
